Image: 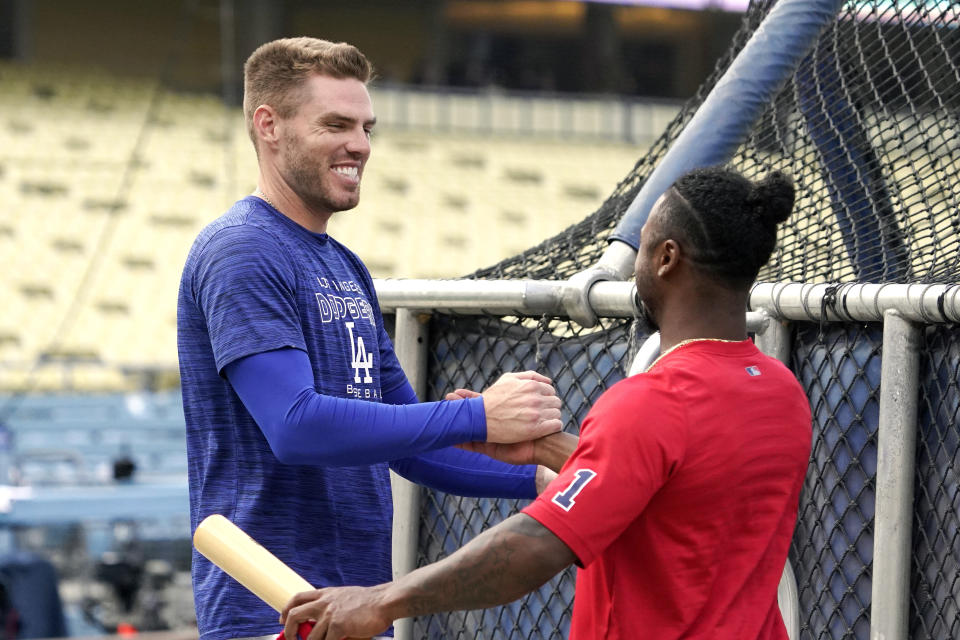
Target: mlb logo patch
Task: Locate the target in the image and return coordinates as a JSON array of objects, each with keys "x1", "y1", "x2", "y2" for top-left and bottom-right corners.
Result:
[{"x1": 745, "y1": 365, "x2": 762, "y2": 376}]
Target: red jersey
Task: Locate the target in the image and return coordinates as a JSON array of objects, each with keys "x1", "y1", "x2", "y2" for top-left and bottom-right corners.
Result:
[{"x1": 523, "y1": 339, "x2": 811, "y2": 640}]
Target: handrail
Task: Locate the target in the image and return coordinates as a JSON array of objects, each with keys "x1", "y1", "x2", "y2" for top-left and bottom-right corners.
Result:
[{"x1": 374, "y1": 278, "x2": 960, "y2": 324}]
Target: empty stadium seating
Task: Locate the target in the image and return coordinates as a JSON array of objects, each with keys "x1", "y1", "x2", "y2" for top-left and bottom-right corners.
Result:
[
  {"x1": 0, "y1": 61, "x2": 642, "y2": 392},
  {"x1": 0, "y1": 391, "x2": 187, "y2": 486}
]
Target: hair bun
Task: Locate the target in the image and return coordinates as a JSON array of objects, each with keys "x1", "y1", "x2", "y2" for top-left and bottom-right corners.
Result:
[{"x1": 750, "y1": 171, "x2": 795, "y2": 226}]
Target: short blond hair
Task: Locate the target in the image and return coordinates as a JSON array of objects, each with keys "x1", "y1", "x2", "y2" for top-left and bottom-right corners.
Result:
[{"x1": 243, "y1": 37, "x2": 373, "y2": 147}]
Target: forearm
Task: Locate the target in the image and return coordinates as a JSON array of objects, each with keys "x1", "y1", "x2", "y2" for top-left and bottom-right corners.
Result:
[
  {"x1": 452, "y1": 431, "x2": 578, "y2": 493},
  {"x1": 381, "y1": 514, "x2": 575, "y2": 619},
  {"x1": 390, "y1": 448, "x2": 537, "y2": 499},
  {"x1": 534, "y1": 431, "x2": 579, "y2": 473},
  {"x1": 226, "y1": 348, "x2": 485, "y2": 465},
  {"x1": 275, "y1": 391, "x2": 484, "y2": 465},
  {"x1": 535, "y1": 466, "x2": 557, "y2": 494}
]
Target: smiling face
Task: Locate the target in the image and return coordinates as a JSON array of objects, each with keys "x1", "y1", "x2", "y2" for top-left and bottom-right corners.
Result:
[{"x1": 276, "y1": 73, "x2": 376, "y2": 216}]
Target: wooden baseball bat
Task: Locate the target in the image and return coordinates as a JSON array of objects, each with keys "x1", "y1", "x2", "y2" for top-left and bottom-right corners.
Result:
[
  {"x1": 193, "y1": 514, "x2": 368, "y2": 640},
  {"x1": 194, "y1": 514, "x2": 313, "y2": 612}
]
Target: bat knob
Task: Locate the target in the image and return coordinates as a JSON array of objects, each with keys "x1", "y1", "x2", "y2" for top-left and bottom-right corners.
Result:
[
  {"x1": 275, "y1": 621, "x2": 369, "y2": 640},
  {"x1": 298, "y1": 622, "x2": 315, "y2": 640},
  {"x1": 274, "y1": 621, "x2": 314, "y2": 640}
]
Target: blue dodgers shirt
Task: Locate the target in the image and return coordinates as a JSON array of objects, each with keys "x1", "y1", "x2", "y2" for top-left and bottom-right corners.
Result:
[{"x1": 178, "y1": 196, "x2": 412, "y2": 640}]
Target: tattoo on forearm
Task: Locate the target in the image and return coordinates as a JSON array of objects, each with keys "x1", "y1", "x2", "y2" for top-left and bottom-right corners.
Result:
[{"x1": 402, "y1": 515, "x2": 571, "y2": 617}]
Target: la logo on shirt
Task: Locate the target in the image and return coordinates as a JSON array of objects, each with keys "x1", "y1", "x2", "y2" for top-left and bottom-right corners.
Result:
[
  {"x1": 314, "y1": 276, "x2": 380, "y2": 399},
  {"x1": 346, "y1": 321, "x2": 373, "y2": 383}
]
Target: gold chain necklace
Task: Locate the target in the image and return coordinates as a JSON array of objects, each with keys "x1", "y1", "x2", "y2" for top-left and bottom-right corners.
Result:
[
  {"x1": 255, "y1": 190, "x2": 277, "y2": 210},
  {"x1": 644, "y1": 337, "x2": 743, "y2": 373}
]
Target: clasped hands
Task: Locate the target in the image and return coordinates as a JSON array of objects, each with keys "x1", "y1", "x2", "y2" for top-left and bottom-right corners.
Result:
[{"x1": 278, "y1": 371, "x2": 576, "y2": 640}]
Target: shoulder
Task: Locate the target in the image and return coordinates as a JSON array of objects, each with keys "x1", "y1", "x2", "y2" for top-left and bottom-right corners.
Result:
[
  {"x1": 326, "y1": 235, "x2": 377, "y2": 291},
  {"x1": 183, "y1": 199, "x2": 299, "y2": 292},
  {"x1": 596, "y1": 371, "x2": 676, "y2": 409},
  {"x1": 657, "y1": 340, "x2": 796, "y2": 383},
  {"x1": 185, "y1": 200, "x2": 297, "y2": 274},
  {"x1": 327, "y1": 235, "x2": 370, "y2": 273},
  {"x1": 581, "y1": 373, "x2": 682, "y2": 437},
  {"x1": 658, "y1": 341, "x2": 809, "y2": 417},
  {"x1": 326, "y1": 234, "x2": 363, "y2": 261},
  {"x1": 189, "y1": 199, "x2": 286, "y2": 258},
  {"x1": 575, "y1": 373, "x2": 690, "y2": 476}
]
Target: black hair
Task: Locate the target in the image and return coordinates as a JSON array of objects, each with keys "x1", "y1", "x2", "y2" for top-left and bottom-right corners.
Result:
[{"x1": 657, "y1": 166, "x2": 795, "y2": 288}]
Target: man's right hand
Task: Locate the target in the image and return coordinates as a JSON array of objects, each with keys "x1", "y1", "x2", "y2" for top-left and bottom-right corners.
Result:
[
  {"x1": 457, "y1": 431, "x2": 579, "y2": 475},
  {"x1": 479, "y1": 371, "x2": 562, "y2": 443}
]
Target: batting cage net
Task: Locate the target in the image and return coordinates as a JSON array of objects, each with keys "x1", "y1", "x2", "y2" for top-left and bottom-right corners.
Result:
[
  {"x1": 913, "y1": 326, "x2": 960, "y2": 640},
  {"x1": 409, "y1": 1, "x2": 960, "y2": 639},
  {"x1": 475, "y1": 0, "x2": 960, "y2": 286}
]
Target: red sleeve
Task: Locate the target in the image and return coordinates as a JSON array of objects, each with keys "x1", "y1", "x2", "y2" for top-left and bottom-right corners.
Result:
[{"x1": 522, "y1": 375, "x2": 687, "y2": 567}]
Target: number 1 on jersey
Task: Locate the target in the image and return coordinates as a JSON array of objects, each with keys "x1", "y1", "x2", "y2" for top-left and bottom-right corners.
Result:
[{"x1": 551, "y1": 469, "x2": 597, "y2": 512}]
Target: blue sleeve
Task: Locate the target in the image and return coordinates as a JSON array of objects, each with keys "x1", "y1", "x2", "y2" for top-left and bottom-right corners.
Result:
[
  {"x1": 382, "y1": 378, "x2": 419, "y2": 405},
  {"x1": 224, "y1": 347, "x2": 487, "y2": 466},
  {"x1": 389, "y1": 448, "x2": 537, "y2": 499},
  {"x1": 358, "y1": 261, "x2": 411, "y2": 401},
  {"x1": 354, "y1": 351, "x2": 537, "y2": 498}
]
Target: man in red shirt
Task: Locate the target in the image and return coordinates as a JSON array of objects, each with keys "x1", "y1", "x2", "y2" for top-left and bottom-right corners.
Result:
[{"x1": 279, "y1": 166, "x2": 813, "y2": 640}]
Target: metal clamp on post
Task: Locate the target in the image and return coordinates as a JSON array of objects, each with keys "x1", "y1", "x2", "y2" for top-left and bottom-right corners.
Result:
[
  {"x1": 563, "y1": 239, "x2": 638, "y2": 328},
  {"x1": 628, "y1": 281, "x2": 642, "y2": 318},
  {"x1": 563, "y1": 264, "x2": 619, "y2": 328}
]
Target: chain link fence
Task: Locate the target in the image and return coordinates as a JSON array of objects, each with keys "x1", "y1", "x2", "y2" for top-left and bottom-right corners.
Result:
[
  {"x1": 394, "y1": 0, "x2": 960, "y2": 636},
  {"x1": 415, "y1": 315, "x2": 636, "y2": 639},
  {"x1": 791, "y1": 322, "x2": 880, "y2": 640},
  {"x1": 912, "y1": 327, "x2": 960, "y2": 640},
  {"x1": 385, "y1": 308, "x2": 959, "y2": 639}
]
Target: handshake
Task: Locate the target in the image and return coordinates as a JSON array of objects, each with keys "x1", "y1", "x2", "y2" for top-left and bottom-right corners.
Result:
[{"x1": 447, "y1": 371, "x2": 578, "y2": 475}]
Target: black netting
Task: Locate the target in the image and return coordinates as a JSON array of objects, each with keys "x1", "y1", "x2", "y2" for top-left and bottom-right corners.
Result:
[
  {"x1": 791, "y1": 323, "x2": 881, "y2": 640},
  {"x1": 414, "y1": 315, "x2": 638, "y2": 639},
  {"x1": 425, "y1": 315, "x2": 634, "y2": 429},
  {"x1": 414, "y1": 1, "x2": 960, "y2": 637},
  {"x1": 474, "y1": 1, "x2": 960, "y2": 284},
  {"x1": 470, "y1": 6, "x2": 767, "y2": 281},
  {"x1": 912, "y1": 326, "x2": 960, "y2": 640}
]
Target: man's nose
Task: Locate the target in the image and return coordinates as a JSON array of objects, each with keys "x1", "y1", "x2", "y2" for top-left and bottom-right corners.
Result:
[{"x1": 345, "y1": 127, "x2": 371, "y2": 157}]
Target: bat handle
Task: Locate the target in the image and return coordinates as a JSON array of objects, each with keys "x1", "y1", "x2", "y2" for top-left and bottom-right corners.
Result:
[
  {"x1": 275, "y1": 621, "x2": 314, "y2": 640},
  {"x1": 275, "y1": 620, "x2": 366, "y2": 640}
]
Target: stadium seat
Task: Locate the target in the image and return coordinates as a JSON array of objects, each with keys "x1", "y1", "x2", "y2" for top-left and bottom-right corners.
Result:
[{"x1": 0, "y1": 61, "x2": 639, "y2": 390}]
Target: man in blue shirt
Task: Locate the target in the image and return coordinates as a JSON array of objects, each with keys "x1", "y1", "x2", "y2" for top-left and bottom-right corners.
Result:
[{"x1": 177, "y1": 37, "x2": 563, "y2": 640}]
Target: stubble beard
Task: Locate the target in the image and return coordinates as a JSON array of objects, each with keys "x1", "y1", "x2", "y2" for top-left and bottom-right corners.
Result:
[
  {"x1": 283, "y1": 134, "x2": 361, "y2": 215},
  {"x1": 634, "y1": 271, "x2": 660, "y2": 336},
  {"x1": 636, "y1": 298, "x2": 660, "y2": 336}
]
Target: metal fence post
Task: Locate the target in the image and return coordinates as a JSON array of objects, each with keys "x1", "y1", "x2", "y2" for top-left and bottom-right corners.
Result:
[
  {"x1": 754, "y1": 314, "x2": 800, "y2": 640},
  {"x1": 754, "y1": 312, "x2": 792, "y2": 364},
  {"x1": 871, "y1": 309, "x2": 921, "y2": 640},
  {"x1": 391, "y1": 308, "x2": 430, "y2": 640}
]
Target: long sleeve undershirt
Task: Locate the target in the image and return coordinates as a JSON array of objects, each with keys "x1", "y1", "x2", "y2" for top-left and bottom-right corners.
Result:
[{"x1": 224, "y1": 347, "x2": 536, "y2": 498}]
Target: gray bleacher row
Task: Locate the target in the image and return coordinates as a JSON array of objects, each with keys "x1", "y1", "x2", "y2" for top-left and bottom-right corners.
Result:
[
  {"x1": 0, "y1": 392, "x2": 187, "y2": 485},
  {"x1": 0, "y1": 60, "x2": 646, "y2": 393}
]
